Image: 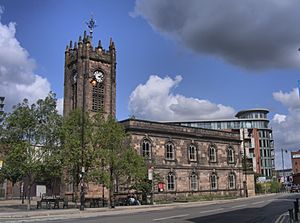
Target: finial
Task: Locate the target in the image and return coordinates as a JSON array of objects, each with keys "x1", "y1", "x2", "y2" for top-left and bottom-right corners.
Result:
[
  {"x1": 79, "y1": 36, "x2": 82, "y2": 42},
  {"x1": 84, "y1": 31, "x2": 87, "y2": 40},
  {"x1": 109, "y1": 37, "x2": 112, "y2": 45},
  {"x1": 66, "y1": 45, "x2": 69, "y2": 50},
  {"x1": 98, "y1": 40, "x2": 102, "y2": 48},
  {"x1": 74, "y1": 42, "x2": 77, "y2": 49},
  {"x1": 69, "y1": 40, "x2": 73, "y2": 49},
  {"x1": 86, "y1": 14, "x2": 97, "y2": 38}
]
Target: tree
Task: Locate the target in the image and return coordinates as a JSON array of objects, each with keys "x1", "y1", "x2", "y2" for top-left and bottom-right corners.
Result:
[
  {"x1": 1, "y1": 92, "x2": 62, "y2": 210},
  {"x1": 60, "y1": 108, "x2": 94, "y2": 202},
  {"x1": 61, "y1": 112, "x2": 148, "y2": 208},
  {"x1": 90, "y1": 115, "x2": 147, "y2": 207}
]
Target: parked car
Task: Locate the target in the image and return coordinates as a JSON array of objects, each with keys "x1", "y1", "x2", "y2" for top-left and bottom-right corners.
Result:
[{"x1": 290, "y1": 184, "x2": 300, "y2": 193}]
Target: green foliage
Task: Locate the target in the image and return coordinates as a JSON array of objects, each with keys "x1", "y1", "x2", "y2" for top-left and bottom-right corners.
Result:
[
  {"x1": 61, "y1": 113, "x2": 148, "y2": 198},
  {"x1": 0, "y1": 92, "x2": 63, "y2": 208},
  {"x1": 255, "y1": 180, "x2": 282, "y2": 194}
]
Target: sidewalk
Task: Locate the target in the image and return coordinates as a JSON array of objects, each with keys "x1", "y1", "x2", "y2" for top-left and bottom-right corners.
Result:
[{"x1": 0, "y1": 193, "x2": 289, "y2": 222}]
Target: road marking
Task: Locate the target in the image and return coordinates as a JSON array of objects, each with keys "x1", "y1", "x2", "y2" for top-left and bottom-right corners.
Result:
[
  {"x1": 275, "y1": 212, "x2": 289, "y2": 223},
  {"x1": 199, "y1": 208, "x2": 224, "y2": 214},
  {"x1": 153, "y1": 214, "x2": 190, "y2": 221},
  {"x1": 231, "y1": 204, "x2": 246, "y2": 209},
  {"x1": 252, "y1": 201, "x2": 265, "y2": 205}
]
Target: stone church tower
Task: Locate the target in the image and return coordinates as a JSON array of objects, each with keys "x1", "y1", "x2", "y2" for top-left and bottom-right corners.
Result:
[{"x1": 63, "y1": 29, "x2": 116, "y2": 118}]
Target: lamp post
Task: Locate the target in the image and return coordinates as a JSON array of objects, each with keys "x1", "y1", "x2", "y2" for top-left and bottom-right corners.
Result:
[
  {"x1": 80, "y1": 73, "x2": 98, "y2": 211},
  {"x1": 242, "y1": 129, "x2": 248, "y2": 197},
  {"x1": 79, "y1": 72, "x2": 87, "y2": 211},
  {"x1": 281, "y1": 149, "x2": 288, "y2": 183}
]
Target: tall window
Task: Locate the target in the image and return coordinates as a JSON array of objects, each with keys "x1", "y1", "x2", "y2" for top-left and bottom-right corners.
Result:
[
  {"x1": 228, "y1": 147, "x2": 234, "y2": 163},
  {"x1": 72, "y1": 83, "x2": 77, "y2": 109},
  {"x1": 167, "y1": 172, "x2": 175, "y2": 191},
  {"x1": 92, "y1": 82, "x2": 104, "y2": 112},
  {"x1": 189, "y1": 145, "x2": 197, "y2": 161},
  {"x1": 166, "y1": 143, "x2": 175, "y2": 160},
  {"x1": 211, "y1": 174, "x2": 217, "y2": 190},
  {"x1": 141, "y1": 140, "x2": 151, "y2": 159},
  {"x1": 209, "y1": 146, "x2": 217, "y2": 162},
  {"x1": 229, "y1": 173, "x2": 236, "y2": 189},
  {"x1": 190, "y1": 173, "x2": 198, "y2": 191},
  {"x1": 72, "y1": 73, "x2": 77, "y2": 109}
]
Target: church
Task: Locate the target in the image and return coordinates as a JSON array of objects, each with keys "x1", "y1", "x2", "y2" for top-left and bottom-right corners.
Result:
[{"x1": 63, "y1": 24, "x2": 254, "y2": 202}]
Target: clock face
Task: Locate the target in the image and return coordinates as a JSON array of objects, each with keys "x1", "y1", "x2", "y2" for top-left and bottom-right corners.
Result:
[{"x1": 94, "y1": 71, "x2": 104, "y2": 83}]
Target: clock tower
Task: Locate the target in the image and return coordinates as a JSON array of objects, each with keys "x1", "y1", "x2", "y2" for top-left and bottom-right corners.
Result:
[{"x1": 63, "y1": 28, "x2": 116, "y2": 118}]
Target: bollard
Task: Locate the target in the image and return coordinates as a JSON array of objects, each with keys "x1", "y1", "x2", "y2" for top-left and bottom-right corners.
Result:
[
  {"x1": 289, "y1": 209, "x2": 294, "y2": 223},
  {"x1": 294, "y1": 201, "x2": 299, "y2": 221}
]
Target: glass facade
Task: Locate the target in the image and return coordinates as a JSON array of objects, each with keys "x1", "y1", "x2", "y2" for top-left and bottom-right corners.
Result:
[{"x1": 168, "y1": 109, "x2": 274, "y2": 178}]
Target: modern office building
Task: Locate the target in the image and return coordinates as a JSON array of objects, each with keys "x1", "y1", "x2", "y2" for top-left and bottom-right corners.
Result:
[{"x1": 167, "y1": 109, "x2": 274, "y2": 178}]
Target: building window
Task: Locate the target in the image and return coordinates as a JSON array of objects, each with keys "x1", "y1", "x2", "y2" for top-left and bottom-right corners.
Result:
[
  {"x1": 189, "y1": 145, "x2": 197, "y2": 161},
  {"x1": 92, "y1": 82, "x2": 104, "y2": 112},
  {"x1": 190, "y1": 173, "x2": 198, "y2": 191},
  {"x1": 229, "y1": 173, "x2": 236, "y2": 189},
  {"x1": 167, "y1": 172, "x2": 175, "y2": 191},
  {"x1": 141, "y1": 140, "x2": 151, "y2": 159},
  {"x1": 211, "y1": 173, "x2": 217, "y2": 190},
  {"x1": 209, "y1": 146, "x2": 217, "y2": 162},
  {"x1": 165, "y1": 143, "x2": 175, "y2": 160},
  {"x1": 72, "y1": 83, "x2": 77, "y2": 109},
  {"x1": 228, "y1": 147, "x2": 234, "y2": 163}
]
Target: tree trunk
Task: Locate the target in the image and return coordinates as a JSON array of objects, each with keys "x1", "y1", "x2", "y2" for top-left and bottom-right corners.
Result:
[{"x1": 27, "y1": 184, "x2": 31, "y2": 211}]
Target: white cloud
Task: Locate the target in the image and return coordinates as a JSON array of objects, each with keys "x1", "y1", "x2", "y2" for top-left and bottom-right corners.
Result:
[
  {"x1": 132, "y1": 0, "x2": 300, "y2": 70},
  {"x1": 272, "y1": 114, "x2": 286, "y2": 124},
  {"x1": 271, "y1": 88, "x2": 300, "y2": 150},
  {"x1": 56, "y1": 98, "x2": 64, "y2": 115},
  {"x1": 0, "y1": 10, "x2": 58, "y2": 111},
  {"x1": 129, "y1": 75, "x2": 235, "y2": 121},
  {"x1": 273, "y1": 88, "x2": 300, "y2": 109}
]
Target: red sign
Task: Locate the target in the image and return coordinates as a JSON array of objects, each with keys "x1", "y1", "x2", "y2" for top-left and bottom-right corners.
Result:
[{"x1": 158, "y1": 182, "x2": 165, "y2": 192}]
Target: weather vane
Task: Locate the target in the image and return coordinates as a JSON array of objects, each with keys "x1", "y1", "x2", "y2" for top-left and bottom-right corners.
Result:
[{"x1": 86, "y1": 14, "x2": 97, "y2": 37}]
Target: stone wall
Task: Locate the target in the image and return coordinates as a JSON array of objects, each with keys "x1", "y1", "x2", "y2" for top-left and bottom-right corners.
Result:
[{"x1": 121, "y1": 119, "x2": 245, "y2": 199}]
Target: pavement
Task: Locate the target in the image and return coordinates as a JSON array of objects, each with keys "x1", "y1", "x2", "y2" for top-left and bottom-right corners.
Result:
[{"x1": 0, "y1": 193, "x2": 294, "y2": 222}]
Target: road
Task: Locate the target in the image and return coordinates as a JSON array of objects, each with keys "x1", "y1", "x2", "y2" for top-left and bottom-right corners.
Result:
[{"x1": 3, "y1": 193, "x2": 298, "y2": 223}]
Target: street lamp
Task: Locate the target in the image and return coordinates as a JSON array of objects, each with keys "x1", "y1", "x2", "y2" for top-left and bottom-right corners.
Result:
[
  {"x1": 242, "y1": 129, "x2": 248, "y2": 197},
  {"x1": 281, "y1": 149, "x2": 288, "y2": 183},
  {"x1": 80, "y1": 73, "x2": 97, "y2": 211}
]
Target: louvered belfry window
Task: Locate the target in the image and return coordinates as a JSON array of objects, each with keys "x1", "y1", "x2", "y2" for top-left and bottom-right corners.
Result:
[{"x1": 92, "y1": 82, "x2": 104, "y2": 112}]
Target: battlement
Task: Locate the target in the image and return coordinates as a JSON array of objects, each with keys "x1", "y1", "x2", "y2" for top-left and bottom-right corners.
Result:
[{"x1": 65, "y1": 30, "x2": 115, "y2": 65}]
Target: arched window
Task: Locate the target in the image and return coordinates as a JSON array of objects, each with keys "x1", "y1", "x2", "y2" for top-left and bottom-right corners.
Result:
[
  {"x1": 72, "y1": 72, "x2": 77, "y2": 109},
  {"x1": 189, "y1": 145, "x2": 197, "y2": 161},
  {"x1": 228, "y1": 147, "x2": 234, "y2": 163},
  {"x1": 165, "y1": 142, "x2": 175, "y2": 160},
  {"x1": 209, "y1": 146, "x2": 217, "y2": 162},
  {"x1": 141, "y1": 140, "x2": 151, "y2": 159},
  {"x1": 190, "y1": 172, "x2": 198, "y2": 191},
  {"x1": 211, "y1": 173, "x2": 218, "y2": 190},
  {"x1": 167, "y1": 172, "x2": 175, "y2": 191},
  {"x1": 229, "y1": 173, "x2": 236, "y2": 189}
]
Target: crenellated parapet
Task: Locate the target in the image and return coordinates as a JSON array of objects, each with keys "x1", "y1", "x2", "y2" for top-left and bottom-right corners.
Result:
[{"x1": 65, "y1": 31, "x2": 116, "y2": 66}]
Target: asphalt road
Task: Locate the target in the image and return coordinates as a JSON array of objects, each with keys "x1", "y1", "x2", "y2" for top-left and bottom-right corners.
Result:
[
  {"x1": 33, "y1": 193, "x2": 296, "y2": 223},
  {"x1": 1, "y1": 193, "x2": 297, "y2": 223}
]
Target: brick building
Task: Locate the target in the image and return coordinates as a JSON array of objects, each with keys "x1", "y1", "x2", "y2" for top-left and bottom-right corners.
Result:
[{"x1": 291, "y1": 151, "x2": 300, "y2": 174}]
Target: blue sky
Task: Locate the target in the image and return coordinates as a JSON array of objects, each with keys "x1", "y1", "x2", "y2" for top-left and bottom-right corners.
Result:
[{"x1": 0, "y1": 0, "x2": 300, "y2": 168}]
